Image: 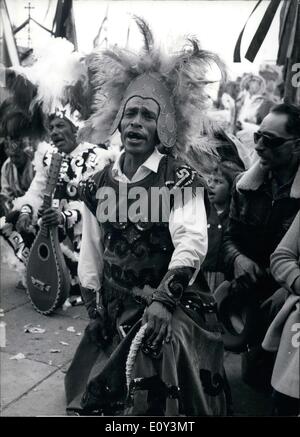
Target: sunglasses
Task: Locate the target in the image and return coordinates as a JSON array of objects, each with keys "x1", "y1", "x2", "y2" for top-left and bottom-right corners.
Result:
[{"x1": 253, "y1": 132, "x2": 296, "y2": 149}]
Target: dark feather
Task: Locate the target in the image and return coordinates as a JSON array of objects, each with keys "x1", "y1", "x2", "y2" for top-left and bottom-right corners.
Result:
[
  {"x1": 188, "y1": 38, "x2": 201, "y2": 55},
  {"x1": 189, "y1": 39, "x2": 227, "y2": 81},
  {"x1": 171, "y1": 39, "x2": 227, "y2": 83},
  {"x1": 66, "y1": 80, "x2": 93, "y2": 120},
  {"x1": 2, "y1": 69, "x2": 46, "y2": 140},
  {"x1": 5, "y1": 69, "x2": 37, "y2": 112},
  {"x1": 102, "y1": 48, "x2": 135, "y2": 71},
  {"x1": 133, "y1": 16, "x2": 154, "y2": 53}
]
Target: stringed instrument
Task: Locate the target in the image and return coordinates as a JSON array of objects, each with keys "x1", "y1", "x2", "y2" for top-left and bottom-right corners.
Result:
[{"x1": 26, "y1": 151, "x2": 71, "y2": 315}]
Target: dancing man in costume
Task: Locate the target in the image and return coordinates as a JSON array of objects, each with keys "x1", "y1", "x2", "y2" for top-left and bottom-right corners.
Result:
[{"x1": 65, "y1": 18, "x2": 229, "y2": 415}]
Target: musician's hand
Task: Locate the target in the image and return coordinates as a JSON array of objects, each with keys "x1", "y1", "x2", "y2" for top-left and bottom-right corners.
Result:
[
  {"x1": 16, "y1": 213, "x2": 33, "y2": 233},
  {"x1": 40, "y1": 207, "x2": 64, "y2": 227},
  {"x1": 142, "y1": 301, "x2": 172, "y2": 348}
]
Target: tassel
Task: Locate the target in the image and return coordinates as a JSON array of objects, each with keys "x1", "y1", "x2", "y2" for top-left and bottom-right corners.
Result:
[{"x1": 125, "y1": 323, "x2": 148, "y2": 391}]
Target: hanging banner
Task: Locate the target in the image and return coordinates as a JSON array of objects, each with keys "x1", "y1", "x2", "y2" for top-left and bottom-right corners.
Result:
[{"x1": 0, "y1": 0, "x2": 20, "y2": 66}]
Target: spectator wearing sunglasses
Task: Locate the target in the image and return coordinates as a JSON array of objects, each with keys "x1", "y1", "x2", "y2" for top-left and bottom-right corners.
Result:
[{"x1": 222, "y1": 103, "x2": 300, "y2": 393}]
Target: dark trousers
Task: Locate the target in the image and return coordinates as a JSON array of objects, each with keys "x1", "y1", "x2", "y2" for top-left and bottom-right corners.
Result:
[
  {"x1": 272, "y1": 391, "x2": 300, "y2": 416},
  {"x1": 241, "y1": 287, "x2": 288, "y2": 392}
]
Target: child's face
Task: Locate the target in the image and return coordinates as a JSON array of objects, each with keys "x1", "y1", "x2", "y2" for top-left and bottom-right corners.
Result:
[{"x1": 207, "y1": 171, "x2": 230, "y2": 207}]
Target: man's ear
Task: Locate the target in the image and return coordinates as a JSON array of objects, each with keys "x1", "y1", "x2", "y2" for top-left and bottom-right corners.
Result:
[{"x1": 72, "y1": 124, "x2": 79, "y2": 134}]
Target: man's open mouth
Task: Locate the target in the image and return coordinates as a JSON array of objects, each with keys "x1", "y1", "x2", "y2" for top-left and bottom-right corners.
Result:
[
  {"x1": 53, "y1": 138, "x2": 64, "y2": 146},
  {"x1": 126, "y1": 131, "x2": 145, "y2": 141}
]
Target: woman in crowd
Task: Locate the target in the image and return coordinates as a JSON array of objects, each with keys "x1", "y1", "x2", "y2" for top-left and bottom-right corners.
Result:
[{"x1": 262, "y1": 210, "x2": 300, "y2": 416}]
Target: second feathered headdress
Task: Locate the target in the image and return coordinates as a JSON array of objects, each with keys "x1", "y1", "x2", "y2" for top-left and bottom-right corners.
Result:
[{"x1": 4, "y1": 38, "x2": 91, "y2": 131}]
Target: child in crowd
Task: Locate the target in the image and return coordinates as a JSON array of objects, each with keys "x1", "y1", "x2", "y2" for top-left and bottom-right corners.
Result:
[{"x1": 202, "y1": 160, "x2": 243, "y2": 292}]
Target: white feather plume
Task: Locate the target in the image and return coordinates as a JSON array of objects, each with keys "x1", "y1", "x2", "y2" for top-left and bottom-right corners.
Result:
[{"x1": 13, "y1": 38, "x2": 88, "y2": 117}]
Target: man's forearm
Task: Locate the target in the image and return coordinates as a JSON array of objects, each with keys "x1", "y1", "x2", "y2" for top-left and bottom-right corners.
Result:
[
  {"x1": 223, "y1": 238, "x2": 243, "y2": 272},
  {"x1": 78, "y1": 204, "x2": 103, "y2": 291},
  {"x1": 168, "y1": 186, "x2": 208, "y2": 282}
]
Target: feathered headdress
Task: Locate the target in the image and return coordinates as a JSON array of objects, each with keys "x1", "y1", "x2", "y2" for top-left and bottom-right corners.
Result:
[
  {"x1": 79, "y1": 16, "x2": 227, "y2": 166},
  {"x1": 3, "y1": 38, "x2": 91, "y2": 131}
]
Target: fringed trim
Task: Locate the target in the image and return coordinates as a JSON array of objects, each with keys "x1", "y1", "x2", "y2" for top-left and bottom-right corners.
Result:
[{"x1": 126, "y1": 323, "x2": 148, "y2": 391}]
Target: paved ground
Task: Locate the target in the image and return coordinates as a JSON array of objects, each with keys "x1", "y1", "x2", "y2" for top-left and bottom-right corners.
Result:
[{"x1": 0, "y1": 242, "x2": 272, "y2": 417}]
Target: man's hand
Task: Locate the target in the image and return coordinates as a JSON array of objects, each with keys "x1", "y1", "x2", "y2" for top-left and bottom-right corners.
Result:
[
  {"x1": 142, "y1": 301, "x2": 172, "y2": 348},
  {"x1": 234, "y1": 254, "x2": 264, "y2": 287},
  {"x1": 85, "y1": 307, "x2": 110, "y2": 347},
  {"x1": 16, "y1": 213, "x2": 33, "y2": 233},
  {"x1": 40, "y1": 207, "x2": 64, "y2": 227}
]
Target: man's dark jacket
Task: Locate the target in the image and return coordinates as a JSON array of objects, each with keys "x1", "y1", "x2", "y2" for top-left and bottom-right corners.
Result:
[{"x1": 223, "y1": 160, "x2": 300, "y2": 279}]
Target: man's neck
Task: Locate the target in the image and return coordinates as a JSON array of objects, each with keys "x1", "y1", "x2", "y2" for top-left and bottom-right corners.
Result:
[
  {"x1": 69, "y1": 142, "x2": 79, "y2": 153},
  {"x1": 122, "y1": 150, "x2": 154, "y2": 180},
  {"x1": 272, "y1": 157, "x2": 298, "y2": 187}
]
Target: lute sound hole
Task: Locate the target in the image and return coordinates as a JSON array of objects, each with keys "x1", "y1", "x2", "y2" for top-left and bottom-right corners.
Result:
[{"x1": 38, "y1": 243, "x2": 50, "y2": 261}]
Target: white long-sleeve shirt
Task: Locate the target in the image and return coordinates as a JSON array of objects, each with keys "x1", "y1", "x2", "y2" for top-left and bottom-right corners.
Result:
[
  {"x1": 13, "y1": 142, "x2": 115, "y2": 236},
  {"x1": 78, "y1": 148, "x2": 208, "y2": 291}
]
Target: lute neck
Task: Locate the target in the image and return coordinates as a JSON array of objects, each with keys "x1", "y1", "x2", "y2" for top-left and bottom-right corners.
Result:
[{"x1": 40, "y1": 152, "x2": 64, "y2": 237}]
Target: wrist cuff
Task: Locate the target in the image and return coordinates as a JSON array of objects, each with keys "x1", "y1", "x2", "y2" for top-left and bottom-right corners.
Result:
[
  {"x1": 152, "y1": 267, "x2": 195, "y2": 312},
  {"x1": 80, "y1": 287, "x2": 97, "y2": 319}
]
